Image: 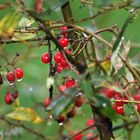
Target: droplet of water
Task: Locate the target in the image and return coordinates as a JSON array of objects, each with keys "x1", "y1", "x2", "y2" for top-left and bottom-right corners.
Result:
[
  {"x1": 58, "y1": 122, "x2": 63, "y2": 126},
  {"x1": 17, "y1": 78, "x2": 22, "y2": 82}
]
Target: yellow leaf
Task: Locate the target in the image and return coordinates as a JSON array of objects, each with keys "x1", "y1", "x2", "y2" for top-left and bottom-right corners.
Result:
[
  {"x1": 6, "y1": 107, "x2": 42, "y2": 124},
  {"x1": 100, "y1": 60, "x2": 111, "y2": 73},
  {"x1": 0, "y1": 12, "x2": 18, "y2": 38}
]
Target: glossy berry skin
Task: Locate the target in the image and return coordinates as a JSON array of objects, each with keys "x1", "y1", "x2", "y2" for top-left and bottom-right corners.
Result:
[
  {"x1": 54, "y1": 52, "x2": 63, "y2": 63},
  {"x1": 60, "y1": 26, "x2": 68, "y2": 36},
  {"x1": 86, "y1": 118, "x2": 94, "y2": 127},
  {"x1": 6, "y1": 72, "x2": 15, "y2": 83},
  {"x1": 41, "y1": 52, "x2": 50, "y2": 64},
  {"x1": 65, "y1": 79, "x2": 77, "y2": 88},
  {"x1": 56, "y1": 65, "x2": 63, "y2": 73},
  {"x1": 137, "y1": 104, "x2": 140, "y2": 112},
  {"x1": 113, "y1": 105, "x2": 124, "y2": 115},
  {"x1": 58, "y1": 37, "x2": 69, "y2": 48},
  {"x1": 133, "y1": 94, "x2": 140, "y2": 101},
  {"x1": 15, "y1": 68, "x2": 24, "y2": 79},
  {"x1": 58, "y1": 84, "x2": 67, "y2": 92},
  {"x1": 55, "y1": 115, "x2": 65, "y2": 123},
  {"x1": 115, "y1": 97, "x2": 125, "y2": 106},
  {"x1": 72, "y1": 131, "x2": 82, "y2": 140},
  {"x1": 44, "y1": 98, "x2": 50, "y2": 107},
  {"x1": 4, "y1": 92, "x2": 14, "y2": 105}
]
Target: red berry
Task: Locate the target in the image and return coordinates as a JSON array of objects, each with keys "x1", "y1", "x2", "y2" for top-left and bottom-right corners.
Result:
[
  {"x1": 55, "y1": 115, "x2": 65, "y2": 123},
  {"x1": 75, "y1": 95, "x2": 83, "y2": 107},
  {"x1": 56, "y1": 65, "x2": 63, "y2": 73},
  {"x1": 65, "y1": 49, "x2": 71, "y2": 55},
  {"x1": 6, "y1": 71, "x2": 15, "y2": 83},
  {"x1": 65, "y1": 79, "x2": 77, "y2": 88},
  {"x1": 4, "y1": 92, "x2": 14, "y2": 105},
  {"x1": 67, "y1": 109, "x2": 76, "y2": 118},
  {"x1": 137, "y1": 104, "x2": 140, "y2": 112},
  {"x1": 58, "y1": 85, "x2": 67, "y2": 92},
  {"x1": 0, "y1": 73, "x2": 3, "y2": 84},
  {"x1": 61, "y1": 58, "x2": 69, "y2": 68},
  {"x1": 113, "y1": 105, "x2": 124, "y2": 115},
  {"x1": 133, "y1": 94, "x2": 140, "y2": 101},
  {"x1": 58, "y1": 37, "x2": 69, "y2": 48},
  {"x1": 60, "y1": 26, "x2": 68, "y2": 36},
  {"x1": 115, "y1": 97, "x2": 125, "y2": 106},
  {"x1": 72, "y1": 131, "x2": 82, "y2": 140},
  {"x1": 12, "y1": 91, "x2": 19, "y2": 99},
  {"x1": 44, "y1": 98, "x2": 50, "y2": 107},
  {"x1": 100, "y1": 87, "x2": 114, "y2": 98},
  {"x1": 86, "y1": 118, "x2": 94, "y2": 127},
  {"x1": 54, "y1": 52, "x2": 63, "y2": 63},
  {"x1": 15, "y1": 68, "x2": 24, "y2": 79},
  {"x1": 41, "y1": 52, "x2": 50, "y2": 64}
]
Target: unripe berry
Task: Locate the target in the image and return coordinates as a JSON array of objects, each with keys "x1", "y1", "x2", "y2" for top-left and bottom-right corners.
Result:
[
  {"x1": 4, "y1": 92, "x2": 14, "y2": 105},
  {"x1": 6, "y1": 71, "x2": 15, "y2": 83},
  {"x1": 41, "y1": 52, "x2": 50, "y2": 64},
  {"x1": 58, "y1": 37, "x2": 69, "y2": 48},
  {"x1": 15, "y1": 68, "x2": 24, "y2": 79}
]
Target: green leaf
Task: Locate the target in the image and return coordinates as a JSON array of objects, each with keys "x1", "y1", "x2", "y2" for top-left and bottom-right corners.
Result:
[
  {"x1": 47, "y1": 88, "x2": 78, "y2": 118},
  {"x1": 6, "y1": 107, "x2": 42, "y2": 124}
]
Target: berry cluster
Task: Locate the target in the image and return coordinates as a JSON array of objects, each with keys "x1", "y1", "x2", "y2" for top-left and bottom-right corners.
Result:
[
  {"x1": 100, "y1": 87, "x2": 140, "y2": 115},
  {"x1": 6, "y1": 68, "x2": 24, "y2": 84},
  {"x1": 3, "y1": 68, "x2": 24, "y2": 105},
  {"x1": 44, "y1": 94, "x2": 83, "y2": 124},
  {"x1": 4, "y1": 91, "x2": 18, "y2": 104},
  {"x1": 72, "y1": 118, "x2": 97, "y2": 140}
]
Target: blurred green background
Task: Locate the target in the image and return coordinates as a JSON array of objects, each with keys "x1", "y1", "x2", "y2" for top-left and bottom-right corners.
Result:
[{"x1": 0, "y1": 0, "x2": 140, "y2": 140}]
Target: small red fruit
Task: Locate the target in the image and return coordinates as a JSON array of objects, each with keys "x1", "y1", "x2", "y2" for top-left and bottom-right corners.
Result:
[
  {"x1": 72, "y1": 130, "x2": 82, "y2": 140},
  {"x1": 58, "y1": 84, "x2": 67, "y2": 92},
  {"x1": 137, "y1": 104, "x2": 140, "y2": 112},
  {"x1": 54, "y1": 52, "x2": 63, "y2": 63},
  {"x1": 56, "y1": 65, "x2": 63, "y2": 73},
  {"x1": 4, "y1": 92, "x2": 14, "y2": 105},
  {"x1": 67, "y1": 109, "x2": 76, "y2": 118},
  {"x1": 113, "y1": 105, "x2": 124, "y2": 115},
  {"x1": 55, "y1": 115, "x2": 65, "y2": 123},
  {"x1": 115, "y1": 97, "x2": 125, "y2": 106},
  {"x1": 65, "y1": 79, "x2": 77, "y2": 88},
  {"x1": 41, "y1": 52, "x2": 50, "y2": 64},
  {"x1": 133, "y1": 94, "x2": 140, "y2": 101},
  {"x1": 0, "y1": 73, "x2": 3, "y2": 84},
  {"x1": 58, "y1": 37, "x2": 69, "y2": 48},
  {"x1": 86, "y1": 118, "x2": 94, "y2": 127},
  {"x1": 44, "y1": 98, "x2": 50, "y2": 107},
  {"x1": 15, "y1": 68, "x2": 24, "y2": 79},
  {"x1": 6, "y1": 71, "x2": 15, "y2": 83},
  {"x1": 60, "y1": 26, "x2": 68, "y2": 36},
  {"x1": 12, "y1": 91, "x2": 19, "y2": 99},
  {"x1": 100, "y1": 87, "x2": 114, "y2": 98},
  {"x1": 75, "y1": 95, "x2": 83, "y2": 107}
]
